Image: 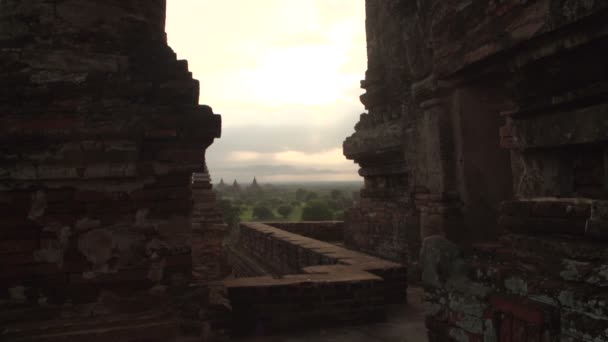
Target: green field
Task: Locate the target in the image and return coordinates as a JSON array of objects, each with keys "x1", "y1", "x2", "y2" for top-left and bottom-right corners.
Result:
[
  {"x1": 238, "y1": 202, "x2": 305, "y2": 222},
  {"x1": 215, "y1": 181, "x2": 362, "y2": 227}
]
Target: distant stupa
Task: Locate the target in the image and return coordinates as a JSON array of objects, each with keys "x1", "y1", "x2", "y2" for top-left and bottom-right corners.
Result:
[
  {"x1": 216, "y1": 178, "x2": 227, "y2": 191},
  {"x1": 248, "y1": 176, "x2": 262, "y2": 193},
  {"x1": 232, "y1": 179, "x2": 241, "y2": 192}
]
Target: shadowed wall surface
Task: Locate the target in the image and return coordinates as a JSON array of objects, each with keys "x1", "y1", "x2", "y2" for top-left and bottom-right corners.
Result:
[
  {"x1": 343, "y1": 0, "x2": 608, "y2": 340},
  {"x1": 3, "y1": 0, "x2": 608, "y2": 341},
  {"x1": 0, "y1": 0, "x2": 221, "y2": 340}
]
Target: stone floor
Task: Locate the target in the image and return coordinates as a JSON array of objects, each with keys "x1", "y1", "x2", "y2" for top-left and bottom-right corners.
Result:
[{"x1": 234, "y1": 287, "x2": 427, "y2": 342}]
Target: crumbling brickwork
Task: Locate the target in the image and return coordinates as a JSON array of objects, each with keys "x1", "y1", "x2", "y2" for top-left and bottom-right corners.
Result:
[
  {"x1": 0, "y1": 0, "x2": 221, "y2": 340},
  {"x1": 225, "y1": 222, "x2": 407, "y2": 335},
  {"x1": 191, "y1": 169, "x2": 229, "y2": 282},
  {"x1": 344, "y1": 0, "x2": 608, "y2": 341},
  {"x1": 260, "y1": 221, "x2": 344, "y2": 243},
  {"x1": 344, "y1": 0, "x2": 514, "y2": 266}
]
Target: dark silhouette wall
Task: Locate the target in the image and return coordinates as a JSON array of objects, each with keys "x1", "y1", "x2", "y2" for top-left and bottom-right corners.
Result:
[
  {"x1": 343, "y1": 0, "x2": 608, "y2": 340},
  {"x1": 0, "y1": 0, "x2": 221, "y2": 340}
]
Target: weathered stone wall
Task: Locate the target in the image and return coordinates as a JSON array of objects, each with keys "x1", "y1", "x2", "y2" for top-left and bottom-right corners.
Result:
[
  {"x1": 0, "y1": 0, "x2": 221, "y2": 339},
  {"x1": 343, "y1": 0, "x2": 515, "y2": 266},
  {"x1": 225, "y1": 222, "x2": 407, "y2": 335},
  {"x1": 342, "y1": 0, "x2": 419, "y2": 264},
  {"x1": 191, "y1": 170, "x2": 229, "y2": 282},
  {"x1": 346, "y1": 0, "x2": 608, "y2": 341},
  {"x1": 260, "y1": 221, "x2": 344, "y2": 243}
]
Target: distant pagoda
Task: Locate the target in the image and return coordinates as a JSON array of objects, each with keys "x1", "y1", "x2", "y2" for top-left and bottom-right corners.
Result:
[
  {"x1": 231, "y1": 179, "x2": 241, "y2": 193},
  {"x1": 249, "y1": 177, "x2": 262, "y2": 191},
  {"x1": 216, "y1": 178, "x2": 227, "y2": 191}
]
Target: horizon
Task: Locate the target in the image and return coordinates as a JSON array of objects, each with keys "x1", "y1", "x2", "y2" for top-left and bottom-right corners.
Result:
[
  {"x1": 213, "y1": 177, "x2": 363, "y2": 186},
  {"x1": 165, "y1": 1, "x2": 366, "y2": 183}
]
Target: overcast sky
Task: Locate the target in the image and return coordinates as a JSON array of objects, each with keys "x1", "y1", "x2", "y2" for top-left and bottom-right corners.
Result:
[{"x1": 166, "y1": 0, "x2": 366, "y2": 183}]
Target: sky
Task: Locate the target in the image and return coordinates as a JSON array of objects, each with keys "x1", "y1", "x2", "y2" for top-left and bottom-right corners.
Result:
[{"x1": 166, "y1": 0, "x2": 367, "y2": 183}]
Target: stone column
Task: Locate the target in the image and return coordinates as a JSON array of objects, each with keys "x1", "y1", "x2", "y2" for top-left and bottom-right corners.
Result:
[{"x1": 343, "y1": 0, "x2": 418, "y2": 265}]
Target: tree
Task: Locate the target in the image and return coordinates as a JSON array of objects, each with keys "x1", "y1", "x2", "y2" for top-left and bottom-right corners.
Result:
[
  {"x1": 333, "y1": 210, "x2": 346, "y2": 220},
  {"x1": 252, "y1": 205, "x2": 274, "y2": 220},
  {"x1": 341, "y1": 197, "x2": 354, "y2": 209},
  {"x1": 301, "y1": 200, "x2": 333, "y2": 221},
  {"x1": 268, "y1": 197, "x2": 282, "y2": 208},
  {"x1": 330, "y1": 189, "x2": 343, "y2": 200},
  {"x1": 295, "y1": 188, "x2": 307, "y2": 201},
  {"x1": 217, "y1": 199, "x2": 241, "y2": 228},
  {"x1": 305, "y1": 192, "x2": 318, "y2": 201},
  {"x1": 248, "y1": 177, "x2": 262, "y2": 194},
  {"x1": 216, "y1": 178, "x2": 227, "y2": 192},
  {"x1": 277, "y1": 205, "x2": 293, "y2": 219},
  {"x1": 328, "y1": 199, "x2": 344, "y2": 211}
]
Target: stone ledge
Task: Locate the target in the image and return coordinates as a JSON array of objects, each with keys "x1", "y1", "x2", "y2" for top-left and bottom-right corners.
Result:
[
  {"x1": 224, "y1": 222, "x2": 407, "y2": 335},
  {"x1": 259, "y1": 221, "x2": 344, "y2": 243}
]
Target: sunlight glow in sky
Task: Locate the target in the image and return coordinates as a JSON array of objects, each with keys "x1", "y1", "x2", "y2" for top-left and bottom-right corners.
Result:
[{"x1": 166, "y1": 0, "x2": 366, "y2": 183}]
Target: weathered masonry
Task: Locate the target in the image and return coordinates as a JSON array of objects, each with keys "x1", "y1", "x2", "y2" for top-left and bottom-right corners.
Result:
[
  {"x1": 1, "y1": 0, "x2": 222, "y2": 340},
  {"x1": 225, "y1": 222, "x2": 407, "y2": 336},
  {"x1": 343, "y1": 0, "x2": 608, "y2": 341},
  {"x1": 3, "y1": 0, "x2": 608, "y2": 341}
]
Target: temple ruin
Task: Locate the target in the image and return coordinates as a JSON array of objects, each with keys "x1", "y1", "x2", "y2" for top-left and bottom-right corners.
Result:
[
  {"x1": 2, "y1": 0, "x2": 608, "y2": 341},
  {"x1": 347, "y1": 1, "x2": 608, "y2": 340}
]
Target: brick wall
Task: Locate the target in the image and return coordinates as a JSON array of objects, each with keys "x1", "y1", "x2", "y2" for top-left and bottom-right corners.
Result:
[
  {"x1": 261, "y1": 221, "x2": 344, "y2": 243},
  {"x1": 345, "y1": 198, "x2": 417, "y2": 264},
  {"x1": 226, "y1": 268, "x2": 385, "y2": 336},
  {"x1": 0, "y1": 1, "x2": 222, "y2": 340},
  {"x1": 224, "y1": 222, "x2": 407, "y2": 335},
  {"x1": 347, "y1": 1, "x2": 608, "y2": 341},
  {"x1": 191, "y1": 171, "x2": 229, "y2": 282}
]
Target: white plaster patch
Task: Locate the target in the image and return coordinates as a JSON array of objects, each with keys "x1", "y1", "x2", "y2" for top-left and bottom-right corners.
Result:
[
  {"x1": 529, "y1": 294, "x2": 558, "y2": 306},
  {"x1": 28, "y1": 190, "x2": 46, "y2": 220},
  {"x1": 484, "y1": 319, "x2": 497, "y2": 342},
  {"x1": 77, "y1": 229, "x2": 114, "y2": 265},
  {"x1": 135, "y1": 209, "x2": 150, "y2": 228},
  {"x1": 560, "y1": 259, "x2": 591, "y2": 281},
  {"x1": 587, "y1": 265, "x2": 608, "y2": 286},
  {"x1": 424, "y1": 301, "x2": 444, "y2": 316},
  {"x1": 449, "y1": 327, "x2": 470, "y2": 342},
  {"x1": 505, "y1": 277, "x2": 528, "y2": 296},
  {"x1": 8, "y1": 286, "x2": 27, "y2": 302},
  {"x1": 75, "y1": 217, "x2": 101, "y2": 231}
]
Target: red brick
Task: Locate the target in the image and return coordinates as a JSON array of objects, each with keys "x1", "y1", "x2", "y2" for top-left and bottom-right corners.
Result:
[
  {"x1": 490, "y1": 295, "x2": 545, "y2": 326},
  {"x1": 499, "y1": 314, "x2": 512, "y2": 342}
]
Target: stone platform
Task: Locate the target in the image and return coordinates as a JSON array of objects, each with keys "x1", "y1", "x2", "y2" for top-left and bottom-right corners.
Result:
[
  {"x1": 224, "y1": 222, "x2": 408, "y2": 336},
  {"x1": 234, "y1": 287, "x2": 427, "y2": 342}
]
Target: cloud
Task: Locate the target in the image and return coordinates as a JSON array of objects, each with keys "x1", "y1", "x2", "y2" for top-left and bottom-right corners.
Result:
[
  {"x1": 206, "y1": 119, "x2": 359, "y2": 164},
  {"x1": 272, "y1": 32, "x2": 331, "y2": 47},
  {"x1": 229, "y1": 151, "x2": 263, "y2": 162},
  {"x1": 223, "y1": 148, "x2": 352, "y2": 169},
  {"x1": 216, "y1": 164, "x2": 337, "y2": 175},
  {"x1": 166, "y1": 0, "x2": 366, "y2": 182},
  {"x1": 274, "y1": 148, "x2": 349, "y2": 167},
  {"x1": 210, "y1": 164, "x2": 360, "y2": 184},
  {"x1": 211, "y1": 148, "x2": 360, "y2": 183}
]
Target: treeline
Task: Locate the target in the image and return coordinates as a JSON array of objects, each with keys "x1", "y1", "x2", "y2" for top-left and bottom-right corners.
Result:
[{"x1": 214, "y1": 179, "x2": 358, "y2": 228}]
